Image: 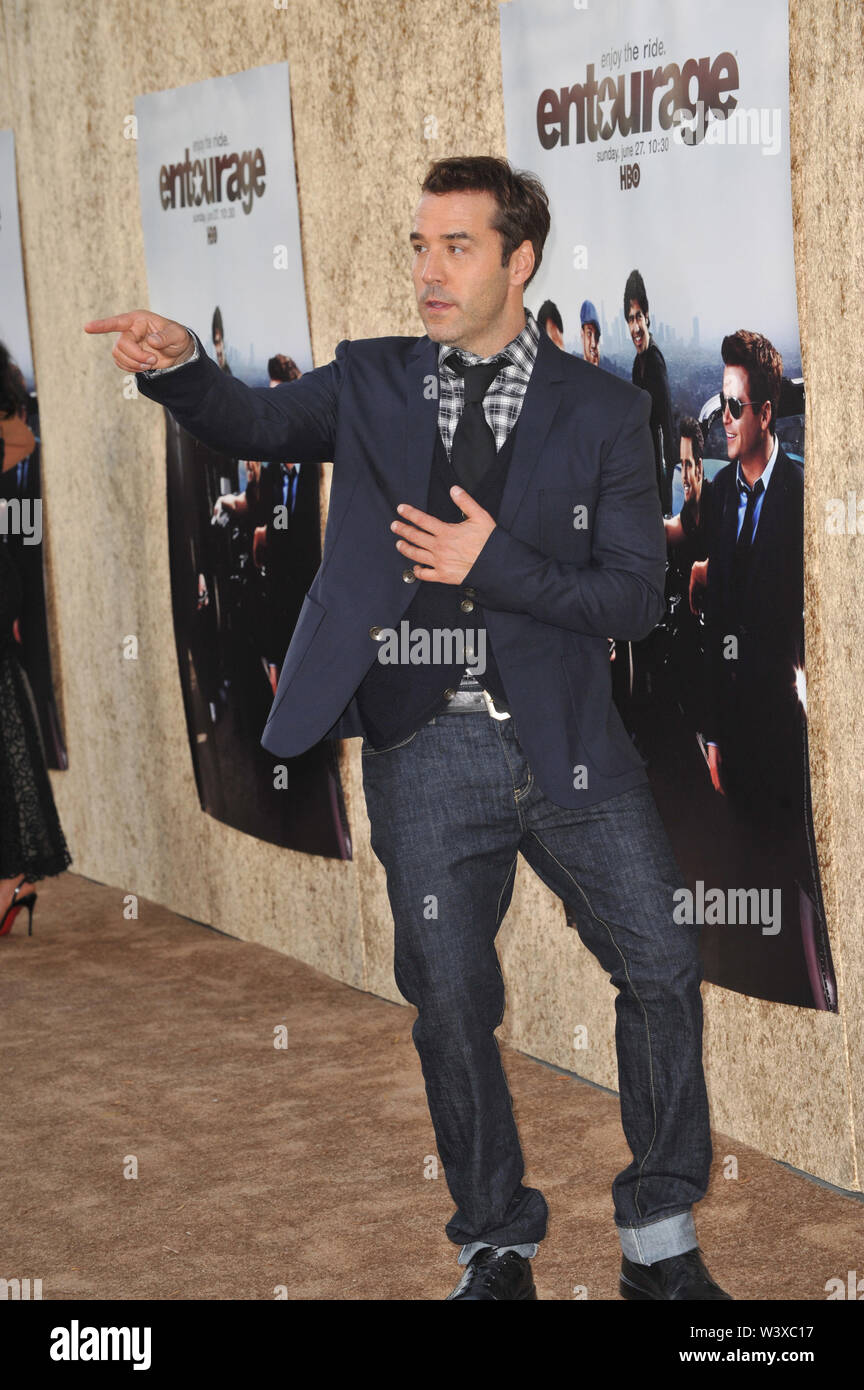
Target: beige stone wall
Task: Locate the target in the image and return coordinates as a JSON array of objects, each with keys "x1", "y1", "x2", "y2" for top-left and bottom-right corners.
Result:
[{"x1": 1, "y1": 0, "x2": 860, "y2": 1189}]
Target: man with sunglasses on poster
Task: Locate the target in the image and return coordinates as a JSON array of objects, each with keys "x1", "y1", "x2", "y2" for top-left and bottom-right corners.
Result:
[{"x1": 701, "y1": 331, "x2": 808, "y2": 991}]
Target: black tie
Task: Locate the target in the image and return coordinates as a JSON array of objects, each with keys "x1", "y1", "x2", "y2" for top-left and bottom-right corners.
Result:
[
  {"x1": 733, "y1": 475, "x2": 764, "y2": 601},
  {"x1": 446, "y1": 353, "x2": 506, "y2": 493},
  {"x1": 281, "y1": 463, "x2": 296, "y2": 513}
]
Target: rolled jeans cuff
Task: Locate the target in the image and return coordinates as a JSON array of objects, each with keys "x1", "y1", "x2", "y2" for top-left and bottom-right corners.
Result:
[
  {"x1": 616, "y1": 1210, "x2": 698, "y2": 1265},
  {"x1": 458, "y1": 1241, "x2": 538, "y2": 1265}
]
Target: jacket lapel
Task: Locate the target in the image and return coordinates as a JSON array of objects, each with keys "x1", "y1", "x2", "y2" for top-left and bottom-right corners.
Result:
[
  {"x1": 745, "y1": 446, "x2": 788, "y2": 591},
  {"x1": 497, "y1": 331, "x2": 566, "y2": 532},
  {"x1": 401, "y1": 336, "x2": 441, "y2": 508},
  {"x1": 718, "y1": 465, "x2": 741, "y2": 601}
]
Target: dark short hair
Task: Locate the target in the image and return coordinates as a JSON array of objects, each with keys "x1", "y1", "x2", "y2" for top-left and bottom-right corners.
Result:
[
  {"x1": 420, "y1": 156, "x2": 551, "y2": 287},
  {"x1": 679, "y1": 416, "x2": 704, "y2": 468},
  {"x1": 721, "y1": 329, "x2": 783, "y2": 432},
  {"x1": 623, "y1": 269, "x2": 649, "y2": 328},
  {"x1": 268, "y1": 354, "x2": 301, "y2": 383},
  {"x1": 0, "y1": 341, "x2": 27, "y2": 419},
  {"x1": 536, "y1": 300, "x2": 563, "y2": 334},
  {"x1": 212, "y1": 306, "x2": 224, "y2": 342}
]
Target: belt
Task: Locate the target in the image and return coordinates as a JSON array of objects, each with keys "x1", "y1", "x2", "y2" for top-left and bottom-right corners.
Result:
[{"x1": 437, "y1": 688, "x2": 511, "y2": 720}]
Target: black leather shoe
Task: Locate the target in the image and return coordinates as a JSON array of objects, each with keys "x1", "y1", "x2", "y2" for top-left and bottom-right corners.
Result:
[
  {"x1": 620, "y1": 1247, "x2": 733, "y2": 1300},
  {"x1": 446, "y1": 1248, "x2": 537, "y2": 1300}
]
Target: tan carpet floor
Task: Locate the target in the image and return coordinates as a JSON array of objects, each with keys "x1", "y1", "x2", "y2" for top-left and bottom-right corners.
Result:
[{"x1": 2, "y1": 871, "x2": 860, "y2": 1301}]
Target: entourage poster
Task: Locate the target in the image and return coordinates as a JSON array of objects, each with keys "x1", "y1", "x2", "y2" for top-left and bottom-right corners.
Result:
[
  {"x1": 0, "y1": 128, "x2": 67, "y2": 770},
  {"x1": 135, "y1": 64, "x2": 350, "y2": 858},
  {"x1": 499, "y1": 0, "x2": 835, "y2": 1008}
]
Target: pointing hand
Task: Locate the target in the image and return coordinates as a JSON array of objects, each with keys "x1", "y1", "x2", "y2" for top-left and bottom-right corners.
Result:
[{"x1": 83, "y1": 310, "x2": 195, "y2": 373}]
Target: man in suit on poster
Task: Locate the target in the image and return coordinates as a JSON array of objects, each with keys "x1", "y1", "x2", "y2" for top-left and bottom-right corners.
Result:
[
  {"x1": 625, "y1": 269, "x2": 676, "y2": 517},
  {"x1": 85, "y1": 155, "x2": 731, "y2": 1302},
  {"x1": 701, "y1": 331, "x2": 809, "y2": 995}
]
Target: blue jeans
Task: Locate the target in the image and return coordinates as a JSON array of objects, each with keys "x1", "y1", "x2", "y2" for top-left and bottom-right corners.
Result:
[{"x1": 360, "y1": 711, "x2": 712, "y2": 1264}]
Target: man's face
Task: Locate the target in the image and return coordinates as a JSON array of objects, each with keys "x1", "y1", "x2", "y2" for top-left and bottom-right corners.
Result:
[
  {"x1": 680, "y1": 436, "x2": 703, "y2": 502},
  {"x1": 213, "y1": 331, "x2": 226, "y2": 368},
  {"x1": 581, "y1": 323, "x2": 600, "y2": 365},
  {"x1": 543, "y1": 318, "x2": 564, "y2": 350},
  {"x1": 721, "y1": 364, "x2": 770, "y2": 463},
  {"x1": 627, "y1": 300, "x2": 648, "y2": 353},
  {"x1": 411, "y1": 190, "x2": 530, "y2": 353}
]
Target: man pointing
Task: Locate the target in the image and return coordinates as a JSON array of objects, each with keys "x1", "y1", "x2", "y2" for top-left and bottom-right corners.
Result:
[{"x1": 85, "y1": 155, "x2": 730, "y2": 1302}]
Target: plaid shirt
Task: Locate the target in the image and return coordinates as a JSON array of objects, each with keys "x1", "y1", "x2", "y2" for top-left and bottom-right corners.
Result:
[
  {"x1": 435, "y1": 309, "x2": 540, "y2": 696},
  {"x1": 437, "y1": 309, "x2": 540, "y2": 458}
]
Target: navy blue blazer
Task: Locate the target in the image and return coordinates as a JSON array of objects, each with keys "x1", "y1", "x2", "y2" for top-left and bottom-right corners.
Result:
[
  {"x1": 138, "y1": 327, "x2": 666, "y2": 807},
  {"x1": 701, "y1": 444, "x2": 805, "y2": 751}
]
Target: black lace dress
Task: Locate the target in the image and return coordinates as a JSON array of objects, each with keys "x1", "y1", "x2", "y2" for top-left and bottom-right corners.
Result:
[{"x1": 0, "y1": 542, "x2": 71, "y2": 884}]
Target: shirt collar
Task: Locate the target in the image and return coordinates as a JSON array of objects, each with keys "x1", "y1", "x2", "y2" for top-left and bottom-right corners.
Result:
[
  {"x1": 437, "y1": 308, "x2": 539, "y2": 380},
  {"x1": 736, "y1": 432, "x2": 779, "y2": 496}
]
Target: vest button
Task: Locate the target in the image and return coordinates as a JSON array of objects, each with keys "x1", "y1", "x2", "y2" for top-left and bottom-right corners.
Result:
[
  {"x1": 463, "y1": 587, "x2": 477, "y2": 599},
  {"x1": 442, "y1": 687, "x2": 456, "y2": 700},
  {"x1": 401, "y1": 567, "x2": 416, "y2": 583},
  {"x1": 369, "y1": 626, "x2": 385, "y2": 641},
  {"x1": 460, "y1": 598, "x2": 475, "y2": 613}
]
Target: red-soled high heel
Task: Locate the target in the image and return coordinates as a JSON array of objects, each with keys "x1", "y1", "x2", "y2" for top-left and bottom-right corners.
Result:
[{"x1": 0, "y1": 883, "x2": 37, "y2": 937}]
